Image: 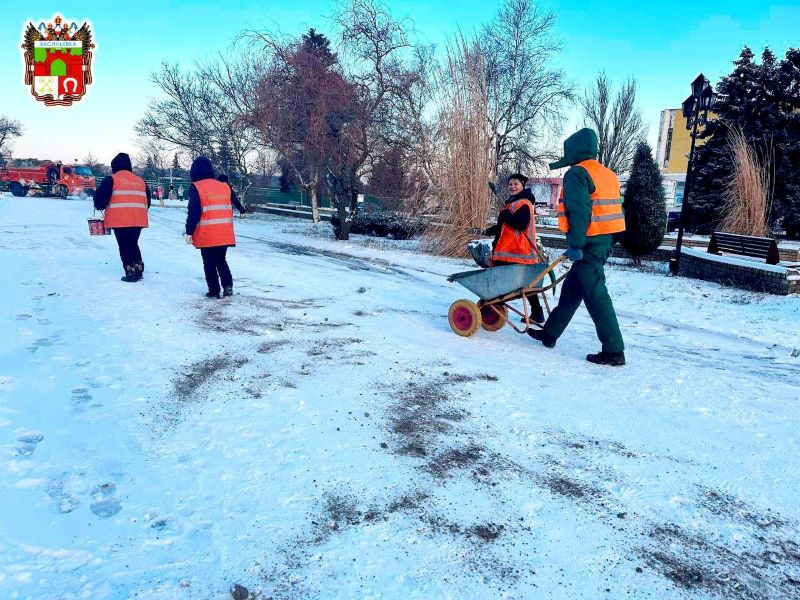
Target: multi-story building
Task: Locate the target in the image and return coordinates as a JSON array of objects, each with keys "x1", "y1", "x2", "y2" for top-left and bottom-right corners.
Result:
[
  {"x1": 656, "y1": 108, "x2": 694, "y2": 175},
  {"x1": 654, "y1": 108, "x2": 711, "y2": 208}
]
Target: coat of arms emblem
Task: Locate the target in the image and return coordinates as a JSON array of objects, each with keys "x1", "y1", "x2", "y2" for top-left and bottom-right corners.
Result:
[{"x1": 21, "y1": 15, "x2": 94, "y2": 106}]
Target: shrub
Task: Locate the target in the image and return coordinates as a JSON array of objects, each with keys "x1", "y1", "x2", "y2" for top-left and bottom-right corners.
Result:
[
  {"x1": 621, "y1": 142, "x2": 667, "y2": 265},
  {"x1": 331, "y1": 210, "x2": 425, "y2": 240}
]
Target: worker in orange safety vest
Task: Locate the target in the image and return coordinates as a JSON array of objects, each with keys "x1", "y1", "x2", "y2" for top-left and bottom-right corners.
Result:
[
  {"x1": 527, "y1": 129, "x2": 627, "y2": 366},
  {"x1": 482, "y1": 173, "x2": 545, "y2": 323},
  {"x1": 93, "y1": 152, "x2": 151, "y2": 282},
  {"x1": 184, "y1": 156, "x2": 245, "y2": 298}
]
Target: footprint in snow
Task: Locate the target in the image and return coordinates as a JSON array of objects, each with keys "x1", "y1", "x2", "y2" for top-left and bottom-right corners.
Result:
[
  {"x1": 27, "y1": 337, "x2": 54, "y2": 353},
  {"x1": 46, "y1": 478, "x2": 81, "y2": 514},
  {"x1": 71, "y1": 387, "x2": 92, "y2": 412},
  {"x1": 15, "y1": 431, "x2": 44, "y2": 457},
  {"x1": 90, "y1": 482, "x2": 122, "y2": 518},
  {"x1": 87, "y1": 375, "x2": 114, "y2": 389},
  {"x1": 90, "y1": 497, "x2": 122, "y2": 518}
]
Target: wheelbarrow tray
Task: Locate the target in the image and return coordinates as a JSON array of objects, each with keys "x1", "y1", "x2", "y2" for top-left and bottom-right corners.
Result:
[{"x1": 447, "y1": 264, "x2": 549, "y2": 300}]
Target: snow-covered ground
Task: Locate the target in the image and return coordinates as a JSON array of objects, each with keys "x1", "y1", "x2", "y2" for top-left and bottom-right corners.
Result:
[{"x1": 1, "y1": 193, "x2": 799, "y2": 600}]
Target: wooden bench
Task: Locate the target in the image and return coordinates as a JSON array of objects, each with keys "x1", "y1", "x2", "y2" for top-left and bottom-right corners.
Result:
[{"x1": 707, "y1": 231, "x2": 780, "y2": 265}]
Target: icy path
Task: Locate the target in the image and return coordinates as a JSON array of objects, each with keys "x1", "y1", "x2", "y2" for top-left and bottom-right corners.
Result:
[{"x1": 1, "y1": 195, "x2": 799, "y2": 600}]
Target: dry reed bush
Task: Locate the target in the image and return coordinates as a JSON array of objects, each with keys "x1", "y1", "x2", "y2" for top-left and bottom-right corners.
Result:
[
  {"x1": 719, "y1": 126, "x2": 774, "y2": 237},
  {"x1": 423, "y1": 37, "x2": 496, "y2": 257}
]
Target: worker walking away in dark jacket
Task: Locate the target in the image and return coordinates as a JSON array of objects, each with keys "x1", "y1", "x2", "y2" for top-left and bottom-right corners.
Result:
[
  {"x1": 184, "y1": 156, "x2": 239, "y2": 298},
  {"x1": 216, "y1": 173, "x2": 248, "y2": 216},
  {"x1": 528, "y1": 129, "x2": 626, "y2": 366},
  {"x1": 93, "y1": 152, "x2": 151, "y2": 282}
]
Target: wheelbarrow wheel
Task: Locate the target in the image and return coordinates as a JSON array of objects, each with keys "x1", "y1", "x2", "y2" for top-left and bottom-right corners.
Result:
[
  {"x1": 448, "y1": 299, "x2": 481, "y2": 337},
  {"x1": 480, "y1": 304, "x2": 507, "y2": 332}
]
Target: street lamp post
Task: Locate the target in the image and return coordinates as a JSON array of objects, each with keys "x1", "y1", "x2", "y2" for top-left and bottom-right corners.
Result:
[{"x1": 669, "y1": 74, "x2": 715, "y2": 275}]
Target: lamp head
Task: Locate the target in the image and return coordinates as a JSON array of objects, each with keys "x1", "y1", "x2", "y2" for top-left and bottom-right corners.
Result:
[
  {"x1": 700, "y1": 84, "x2": 715, "y2": 111},
  {"x1": 682, "y1": 95, "x2": 695, "y2": 119},
  {"x1": 691, "y1": 73, "x2": 709, "y2": 98}
]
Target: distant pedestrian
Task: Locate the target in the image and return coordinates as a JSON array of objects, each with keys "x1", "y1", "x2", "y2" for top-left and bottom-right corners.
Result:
[
  {"x1": 93, "y1": 152, "x2": 151, "y2": 282},
  {"x1": 156, "y1": 184, "x2": 165, "y2": 207},
  {"x1": 177, "y1": 184, "x2": 184, "y2": 200},
  {"x1": 216, "y1": 173, "x2": 248, "y2": 217},
  {"x1": 168, "y1": 184, "x2": 177, "y2": 200},
  {"x1": 184, "y1": 157, "x2": 238, "y2": 298}
]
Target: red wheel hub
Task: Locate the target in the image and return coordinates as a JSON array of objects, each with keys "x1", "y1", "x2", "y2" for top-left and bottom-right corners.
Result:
[
  {"x1": 452, "y1": 306, "x2": 474, "y2": 330},
  {"x1": 481, "y1": 306, "x2": 499, "y2": 325}
]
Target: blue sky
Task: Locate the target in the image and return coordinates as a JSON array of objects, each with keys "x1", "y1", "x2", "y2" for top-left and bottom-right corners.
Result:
[{"x1": 1, "y1": 1, "x2": 797, "y2": 167}]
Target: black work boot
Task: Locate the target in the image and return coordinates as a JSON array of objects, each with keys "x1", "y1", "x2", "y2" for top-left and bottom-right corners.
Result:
[
  {"x1": 134, "y1": 261, "x2": 144, "y2": 281},
  {"x1": 527, "y1": 328, "x2": 556, "y2": 348},
  {"x1": 121, "y1": 265, "x2": 137, "y2": 283},
  {"x1": 222, "y1": 286, "x2": 233, "y2": 297},
  {"x1": 520, "y1": 308, "x2": 545, "y2": 325},
  {"x1": 205, "y1": 291, "x2": 220, "y2": 299},
  {"x1": 586, "y1": 351, "x2": 626, "y2": 366}
]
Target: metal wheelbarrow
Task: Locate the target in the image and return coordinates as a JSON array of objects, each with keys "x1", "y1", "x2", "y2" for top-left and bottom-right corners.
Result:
[{"x1": 446, "y1": 254, "x2": 569, "y2": 337}]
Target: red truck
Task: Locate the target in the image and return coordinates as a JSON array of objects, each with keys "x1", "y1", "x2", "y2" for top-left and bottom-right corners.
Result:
[{"x1": 1, "y1": 162, "x2": 96, "y2": 198}]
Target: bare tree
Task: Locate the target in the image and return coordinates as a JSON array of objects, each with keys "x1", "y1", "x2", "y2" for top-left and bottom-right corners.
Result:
[
  {"x1": 248, "y1": 28, "x2": 346, "y2": 223},
  {"x1": 480, "y1": 0, "x2": 572, "y2": 175},
  {"x1": 579, "y1": 72, "x2": 647, "y2": 173},
  {"x1": 247, "y1": 1, "x2": 419, "y2": 237},
  {"x1": 81, "y1": 151, "x2": 107, "y2": 176},
  {"x1": 134, "y1": 139, "x2": 170, "y2": 181},
  {"x1": 0, "y1": 116, "x2": 23, "y2": 165},
  {"x1": 136, "y1": 63, "x2": 215, "y2": 157},
  {"x1": 326, "y1": 0, "x2": 418, "y2": 237},
  {"x1": 135, "y1": 55, "x2": 261, "y2": 199}
]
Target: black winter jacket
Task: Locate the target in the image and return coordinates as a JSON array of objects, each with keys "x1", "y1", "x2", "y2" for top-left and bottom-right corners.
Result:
[
  {"x1": 93, "y1": 153, "x2": 151, "y2": 213},
  {"x1": 484, "y1": 188, "x2": 537, "y2": 240}
]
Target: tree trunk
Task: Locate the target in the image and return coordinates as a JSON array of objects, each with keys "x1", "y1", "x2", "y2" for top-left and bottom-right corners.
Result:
[
  {"x1": 336, "y1": 200, "x2": 350, "y2": 240},
  {"x1": 309, "y1": 186, "x2": 320, "y2": 223}
]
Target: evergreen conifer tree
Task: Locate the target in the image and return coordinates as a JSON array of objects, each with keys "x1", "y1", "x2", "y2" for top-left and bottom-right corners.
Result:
[
  {"x1": 142, "y1": 156, "x2": 158, "y2": 181},
  {"x1": 691, "y1": 47, "x2": 800, "y2": 237},
  {"x1": 621, "y1": 142, "x2": 666, "y2": 265}
]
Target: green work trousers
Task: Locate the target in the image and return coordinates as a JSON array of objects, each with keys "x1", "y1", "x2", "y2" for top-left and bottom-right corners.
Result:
[{"x1": 543, "y1": 236, "x2": 624, "y2": 353}]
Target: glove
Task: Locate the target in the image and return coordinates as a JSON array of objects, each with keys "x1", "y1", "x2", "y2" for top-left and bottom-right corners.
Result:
[
  {"x1": 184, "y1": 234, "x2": 194, "y2": 245},
  {"x1": 565, "y1": 247, "x2": 583, "y2": 262},
  {"x1": 468, "y1": 227, "x2": 483, "y2": 235}
]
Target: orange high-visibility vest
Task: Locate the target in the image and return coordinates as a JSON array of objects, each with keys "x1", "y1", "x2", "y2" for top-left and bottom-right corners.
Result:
[
  {"x1": 558, "y1": 159, "x2": 625, "y2": 236},
  {"x1": 491, "y1": 198, "x2": 539, "y2": 265},
  {"x1": 104, "y1": 171, "x2": 148, "y2": 229},
  {"x1": 192, "y1": 179, "x2": 235, "y2": 248}
]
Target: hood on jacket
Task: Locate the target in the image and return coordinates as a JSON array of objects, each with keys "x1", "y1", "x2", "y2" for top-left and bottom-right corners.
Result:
[
  {"x1": 110, "y1": 152, "x2": 133, "y2": 174},
  {"x1": 549, "y1": 128, "x2": 598, "y2": 170},
  {"x1": 190, "y1": 156, "x2": 215, "y2": 182}
]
